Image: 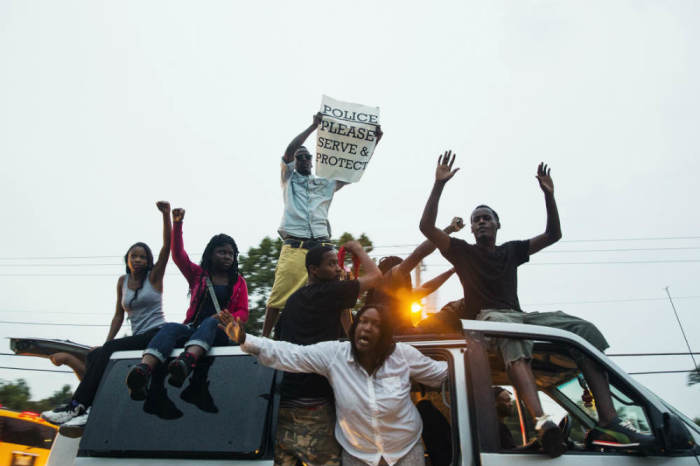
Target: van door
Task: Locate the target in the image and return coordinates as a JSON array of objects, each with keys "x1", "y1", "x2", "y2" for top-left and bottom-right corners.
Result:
[{"x1": 462, "y1": 330, "x2": 699, "y2": 465}]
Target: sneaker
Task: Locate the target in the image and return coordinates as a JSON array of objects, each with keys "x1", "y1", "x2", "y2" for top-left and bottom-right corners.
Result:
[
  {"x1": 126, "y1": 363, "x2": 151, "y2": 401},
  {"x1": 59, "y1": 407, "x2": 90, "y2": 438},
  {"x1": 41, "y1": 401, "x2": 86, "y2": 425},
  {"x1": 588, "y1": 417, "x2": 655, "y2": 448},
  {"x1": 535, "y1": 414, "x2": 567, "y2": 458},
  {"x1": 167, "y1": 352, "x2": 196, "y2": 388}
]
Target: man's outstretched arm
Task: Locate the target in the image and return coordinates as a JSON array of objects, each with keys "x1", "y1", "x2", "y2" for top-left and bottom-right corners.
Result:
[
  {"x1": 283, "y1": 112, "x2": 322, "y2": 163},
  {"x1": 396, "y1": 216, "x2": 464, "y2": 277},
  {"x1": 419, "y1": 151, "x2": 460, "y2": 254},
  {"x1": 343, "y1": 240, "x2": 382, "y2": 293},
  {"x1": 528, "y1": 162, "x2": 562, "y2": 255}
]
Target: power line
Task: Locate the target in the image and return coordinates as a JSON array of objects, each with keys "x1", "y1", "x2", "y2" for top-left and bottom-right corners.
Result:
[
  {"x1": 0, "y1": 320, "x2": 108, "y2": 327},
  {"x1": 628, "y1": 369, "x2": 695, "y2": 375},
  {"x1": 524, "y1": 295, "x2": 700, "y2": 306},
  {"x1": 664, "y1": 286, "x2": 697, "y2": 369}
]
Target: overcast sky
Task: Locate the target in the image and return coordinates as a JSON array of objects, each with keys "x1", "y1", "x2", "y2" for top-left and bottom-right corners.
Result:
[{"x1": 1, "y1": 1, "x2": 698, "y2": 419}]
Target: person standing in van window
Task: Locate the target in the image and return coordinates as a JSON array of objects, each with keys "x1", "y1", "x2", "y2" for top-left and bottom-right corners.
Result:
[
  {"x1": 125, "y1": 207, "x2": 248, "y2": 399},
  {"x1": 262, "y1": 112, "x2": 383, "y2": 337},
  {"x1": 219, "y1": 304, "x2": 447, "y2": 466},
  {"x1": 42, "y1": 201, "x2": 172, "y2": 437},
  {"x1": 269, "y1": 241, "x2": 381, "y2": 465},
  {"x1": 419, "y1": 153, "x2": 653, "y2": 457}
]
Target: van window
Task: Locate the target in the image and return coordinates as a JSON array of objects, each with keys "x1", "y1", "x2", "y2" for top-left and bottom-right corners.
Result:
[
  {"x1": 0, "y1": 416, "x2": 56, "y2": 449},
  {"x1": 468, "y1": 334, "x2": 657, "y2": 456},
  {"x1": 79, "y1": 354, "x2": 277, "y2": 459}
]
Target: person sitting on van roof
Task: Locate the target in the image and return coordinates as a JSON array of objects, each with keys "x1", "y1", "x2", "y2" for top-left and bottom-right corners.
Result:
[
  {"x1": 42, "y1": 201, "x2": 173, "y2": 437},
  {"x1": 419, "y1": 152, "x2": 653, "y2": 457},
  {"x1": 219, "y1": 304, "x2": 448, "y2": 466},
  {"x1": 365, "y1": 217, "x2": 463, "y2": 335},
  {"x1": 125, "y1": 207, "x2": 248, "y2": 400},
  {"x1": 269, "y1": 241, "x2": 382, "y2": 465}
]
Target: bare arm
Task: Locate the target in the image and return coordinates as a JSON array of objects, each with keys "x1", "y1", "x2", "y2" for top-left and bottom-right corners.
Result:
[
  {"x1": 106, "y1": 276, "x2": 126, "y2": 342},
  {"x1": 343, "y1": 240, "x2": 382, "y2": 293},
  {"x1": 396, "y1": 216, "x2": 464, "y2": 277},
  {"x1": 150, "y1": 201, "x2": 171, "y2": 292},
  {"x1": 412, "y1": 268, "x2": 455, "y2": 300},
  {"x1": 528, "y1": 163, "x2": 562, "y2": 255},
  {"x1": 419, "y1": 151, "x2": 460, "y2": 254},
  {"x1": 283, "y1": 113, "x2": 322, "y2": 162}
]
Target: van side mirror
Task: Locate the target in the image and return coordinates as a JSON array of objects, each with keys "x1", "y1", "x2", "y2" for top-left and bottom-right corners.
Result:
[{"x1": 660, "y1": 412, "x2": 696, "y2": 453}]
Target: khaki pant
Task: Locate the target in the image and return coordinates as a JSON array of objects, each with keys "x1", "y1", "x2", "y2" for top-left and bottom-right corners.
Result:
[
  {"x1": 477, "y1": 309, "x2": 609, "y2": 368},
  {"x1": 341, "y1": 441, "x2": 425, "y2": 466}
]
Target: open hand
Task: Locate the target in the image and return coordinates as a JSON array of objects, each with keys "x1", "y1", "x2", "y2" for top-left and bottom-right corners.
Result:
[
  {"x1": 156, "y1": 201, "x2": 170, "y2": 214},
  {"x1": 172, "y1": 208, "x2": 185, "y2": 223},
  {"x1": 217, "y1": 311, "x2": 245, "y2": 344},
  {"x1": 436, "y1": 150, "x2": 459, "y2": 183},
  {"x1": 536, "y1": 162, "x2": 554, "y2": 194}
]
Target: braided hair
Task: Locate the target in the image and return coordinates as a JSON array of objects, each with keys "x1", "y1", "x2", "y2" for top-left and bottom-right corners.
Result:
[
  {"x1": 199, "y1": 234, "x2": 239, "y2": 308},
  {"x1": 349, "y1": 304, "x2": 396, "y2": 375},
  {"x1": 123, "y1": 242, "x2": 154, "y2": 308}
]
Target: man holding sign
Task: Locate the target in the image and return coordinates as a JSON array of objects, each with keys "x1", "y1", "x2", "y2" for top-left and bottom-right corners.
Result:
[{"x1": 262, "y1": 108, "x2": 382, "y2": 337}]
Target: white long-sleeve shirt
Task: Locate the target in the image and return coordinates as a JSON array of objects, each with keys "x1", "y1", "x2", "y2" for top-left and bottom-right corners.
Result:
[{"x1": 242, "y1": 334, "x2": 448, "y2": 466}]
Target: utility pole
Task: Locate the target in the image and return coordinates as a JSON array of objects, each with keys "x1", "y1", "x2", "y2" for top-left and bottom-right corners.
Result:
[{"x1": 664, "y1": 286, "x2": 698, "y2": 370}]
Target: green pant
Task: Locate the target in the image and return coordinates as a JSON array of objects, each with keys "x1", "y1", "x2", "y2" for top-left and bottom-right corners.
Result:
[
  {"x1": 476, "y1": 309, "x2": 609, "y2": 369},
  {"x1": 274, "y1": 401, "x2": 340, "y2": 466}
]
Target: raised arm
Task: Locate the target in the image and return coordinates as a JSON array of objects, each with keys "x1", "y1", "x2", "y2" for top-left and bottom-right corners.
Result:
[
  {"x1": 170, "y1": 208, "x2": 201, "y2": 284},
  {"x1": 528, "y1": 163, "x2": 562, "y2": 255},
  {"x1": 343, "y1": 240, "x2": 382, "y2": 293},
  {"x1": 396, "y1": 217, "x2": 464, "y2": 277},
  {"x1": 149, "y1": 201, "x2": 171, "y2": 291},
  {"x1": 283, "y1": 112, "x2": 322, "y2": 163},
  {"x1": 218, "y1": 313, "x2": 335, "y2": 376},
  {"x1": 419, "y1": 151, "x2": 460, "y2": 254},
  {"x1": 105, "y1": 276, "x2": 126, "y2": 342},
  {"x1": 412, "y1": 267, "x2": 456, "y2": 300}
]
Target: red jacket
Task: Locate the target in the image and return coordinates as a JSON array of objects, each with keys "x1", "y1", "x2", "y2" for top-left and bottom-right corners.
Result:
[{"x1": 172, "y1": 222, "x2": 249, "y2": 324}]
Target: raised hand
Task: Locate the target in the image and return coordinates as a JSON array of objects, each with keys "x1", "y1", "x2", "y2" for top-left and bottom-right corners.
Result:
[
  {"x1": 448, "y1": 216, "x2": 465, "y2": 233},
  {"x1": 536, "y1": 162, "x2": 554, "y2": 194},
  {"x1": 313, "y1": 112, "x2": 323, "y2": 128},
  {"x1": 156, "y1": 201, "x2": 170, "y2": 214},
  {"x1": 172, "y1": 208, "x2": 185, "y2": 223},
  {"x1": 217, "y1": 311, "x2": 245, "y2": 344},
  {"x1": 342, "y1": 240, "x2": 363, "y2": 255},
  {"x1": 435, "y1": 150, "x2": 459, "y2": 183}
]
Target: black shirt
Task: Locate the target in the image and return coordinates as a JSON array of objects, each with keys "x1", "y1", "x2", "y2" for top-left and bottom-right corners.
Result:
[
  {"x1": 276, "y1": 279, "x2": 360, "y2": 400},
  {"x1": 442, "y1": 238, "x2": 530, "y2": 320}
]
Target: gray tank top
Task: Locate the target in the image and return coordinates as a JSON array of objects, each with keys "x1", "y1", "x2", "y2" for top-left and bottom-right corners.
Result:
[{"x1": 121, "y1": 272, "x2": 166, "y2": 335}]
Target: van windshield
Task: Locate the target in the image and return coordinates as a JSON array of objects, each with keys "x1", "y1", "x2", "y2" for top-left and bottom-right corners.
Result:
[{"x1": 79, "y1": 354, "x2": 276, "y2": 459}]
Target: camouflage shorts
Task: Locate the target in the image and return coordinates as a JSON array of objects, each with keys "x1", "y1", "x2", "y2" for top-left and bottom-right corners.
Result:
[{"x1": 274, "y1": 401, "x2": 340, "y2": 466}]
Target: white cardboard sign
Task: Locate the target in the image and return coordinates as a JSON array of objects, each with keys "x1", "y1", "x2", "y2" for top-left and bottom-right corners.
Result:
[{"x1": 315, "y1": 95, "x2": 380, "y2": 183}]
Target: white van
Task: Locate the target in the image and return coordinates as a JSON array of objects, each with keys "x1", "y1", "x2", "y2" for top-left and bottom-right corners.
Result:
[{"x1": 17, "y1": 320, "x2": 700, "y2": 465}]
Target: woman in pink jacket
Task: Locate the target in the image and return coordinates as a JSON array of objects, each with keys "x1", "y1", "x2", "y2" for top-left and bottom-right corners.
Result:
[{"x1": 126, "y1": 207, "x2": 248, "y2": 399}]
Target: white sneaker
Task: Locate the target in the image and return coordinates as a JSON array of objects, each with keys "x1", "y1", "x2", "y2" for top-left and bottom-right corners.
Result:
[
  {"x1": 59, "y1": 408, "x2": 90, "y2": 438},
  {"x1": 41, "y1": 402, "x2": 86, "y2": 425}
]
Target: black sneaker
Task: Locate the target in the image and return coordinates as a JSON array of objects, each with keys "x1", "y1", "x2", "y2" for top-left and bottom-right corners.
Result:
[
  {"x1": 167, "y1": 352, "x2": 195, "y2": 387},
  {"x1": 588, "y1": 417, "x2": 655, "y2": 449},
  {"x1": 126, "y1": 363, "x2": 151, "y2": 401},
  {"x1": 535, "y1": 415, "x2": 567, "y2": 458},
  {"x1": 41, "y1": 401, "x2": 85, "y2": 425}
]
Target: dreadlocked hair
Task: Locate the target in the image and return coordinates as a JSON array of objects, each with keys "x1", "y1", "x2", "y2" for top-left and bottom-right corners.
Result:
[
  {"x1": 350, "y1": 304, "x2": 396, "y2": 375},
  {"x1": 123, "y1": 242, "x2": 154, "y2": 308},
  {"x1": 199, "y1": 233, "x2": 239, "y2": 308}
]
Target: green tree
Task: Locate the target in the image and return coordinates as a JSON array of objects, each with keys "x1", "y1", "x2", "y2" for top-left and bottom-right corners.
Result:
[
  {"x1": 0, "y1": 379, "x2": 72, "y2": 412},
  {"x1": 239, "y1": 237, "x2": 283, "y2": 336},
  {"x1": 239, "y1": 233, "x2": 374, "y2": 335}
]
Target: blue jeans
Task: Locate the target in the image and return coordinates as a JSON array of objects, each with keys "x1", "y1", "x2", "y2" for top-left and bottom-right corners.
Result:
[{"x1": 143, "y1": 316, "x2": 230, "y2": 363}]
